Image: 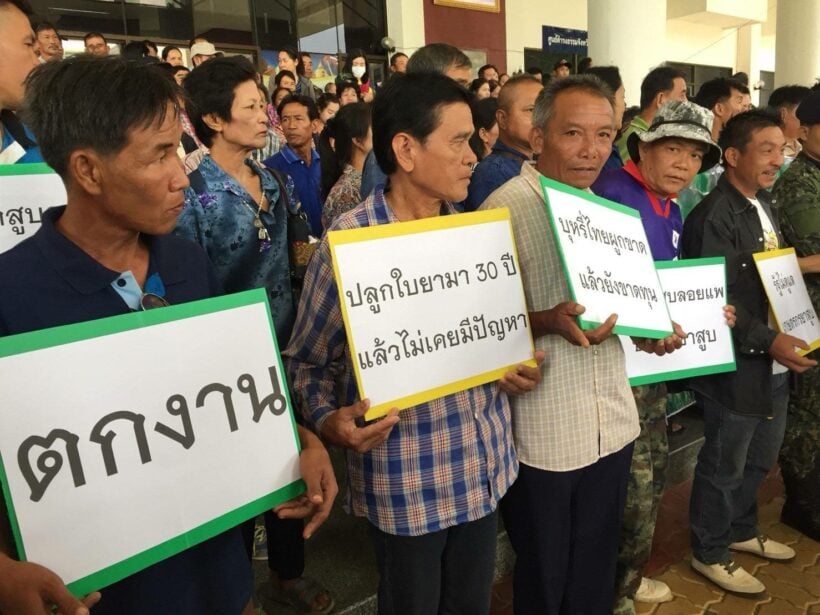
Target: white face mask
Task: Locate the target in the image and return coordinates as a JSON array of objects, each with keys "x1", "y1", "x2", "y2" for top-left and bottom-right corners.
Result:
[{"x1": 352, "y1": 65, "x2": 366, "y2": 79}]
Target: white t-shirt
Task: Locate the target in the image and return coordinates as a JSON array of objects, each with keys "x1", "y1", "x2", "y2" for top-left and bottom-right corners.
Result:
[{"x1": 748, "y1": 197, "x2": 788, "y2": 375}]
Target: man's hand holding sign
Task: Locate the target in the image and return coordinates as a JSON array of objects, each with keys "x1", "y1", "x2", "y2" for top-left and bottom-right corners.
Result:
[{"x1": 326, "y1": 208, "x2": 542, "y2": 423}]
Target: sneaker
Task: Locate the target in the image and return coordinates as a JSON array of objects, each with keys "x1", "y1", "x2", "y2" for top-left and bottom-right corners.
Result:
[
  {"x1": 729, "y1": 533, "x2": 795, "y2": 561},
  {"x1": 691, "y1": 557, "x2": 765, "y2": 594},
  {"x1": 634, "y1": 577, "x2": 673, "y2": 603},
  {"x1": 252, "y1": 523, "x2": 268, "y2": 561}
]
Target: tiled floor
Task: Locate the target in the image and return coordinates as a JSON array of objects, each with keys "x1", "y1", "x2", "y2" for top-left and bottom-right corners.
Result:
[{"x1": 489, "y1": 470, "x2": 820, "y2": 615}]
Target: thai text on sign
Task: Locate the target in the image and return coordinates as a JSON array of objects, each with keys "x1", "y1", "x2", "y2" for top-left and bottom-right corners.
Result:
[
  {"x1": 540, "y1": 176, "x2": 673, "y2": 339},
  {"x1": 620, "y1": 258, "x2": 736, "y2": 385},
  {"x1": 0, "y1": 290, "x2": 302, "y2": 596},
  {"x1": 329, "y1": 208, "x2": 536, "y2": 420},
  {"x1": 753, "y1": 247, "x2": 820, "y2": 355},
  {"x1": 0, "y1": 163, "x2": 65, "y2": 254}
]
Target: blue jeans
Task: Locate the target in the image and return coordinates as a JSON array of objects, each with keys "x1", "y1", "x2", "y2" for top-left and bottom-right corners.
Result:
[{"x1": 690, "y1": 372, "x2": 789, "y2": 564}]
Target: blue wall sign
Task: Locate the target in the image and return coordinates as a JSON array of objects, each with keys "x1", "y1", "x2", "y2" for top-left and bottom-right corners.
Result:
[{"x1": 543, "y1": 26, "x2": 588, "y2": 55}]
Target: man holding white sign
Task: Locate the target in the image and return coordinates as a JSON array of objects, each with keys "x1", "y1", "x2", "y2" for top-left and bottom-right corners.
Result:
[
  {"x1": 683, "y1": 109, "x2": 817, "y2": 594},
  {"x1": 286, "y1": 72, "x2": 543, "y2": 615},
  {"x1": 594, "y1": 100, "x2": 730, "y2": 611},
  {"x1": 481, "y1": 75, "x2": 682, "y2": 615},
  {"x1": 0, "y1": 56, "x2": 335, "y2": 615}
]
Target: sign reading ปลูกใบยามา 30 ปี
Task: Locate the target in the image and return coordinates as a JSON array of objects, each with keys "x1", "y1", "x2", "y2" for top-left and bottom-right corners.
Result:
[{"x1": 329, "y1": 208, "x2": 537, "y2": 421}]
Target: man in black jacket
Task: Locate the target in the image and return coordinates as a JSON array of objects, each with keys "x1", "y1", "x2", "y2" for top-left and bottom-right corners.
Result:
[{"x1": 683, "y1": 110, "x2": 817, "y2": 594}]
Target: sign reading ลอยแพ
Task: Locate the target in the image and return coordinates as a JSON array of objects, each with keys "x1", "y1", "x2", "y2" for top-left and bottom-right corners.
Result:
[
  {"x1": 328, "y1": 208, "x2": 536, "y2": 421},
  {"x1": 620, "y1": 258, "x2": 736, "y2": 386},
  {"x1": 0, "y1": 163, "x2": 66, "y2": 254},
  {"x1": 0, "y1": 289, "x2": 302, "y2": 597},
  {"x1": 540, "y1": 176, "x2": 674, "y2": 339},
  {"x1": 753, "y1": 247, "x2": 820, "y2": 355}
]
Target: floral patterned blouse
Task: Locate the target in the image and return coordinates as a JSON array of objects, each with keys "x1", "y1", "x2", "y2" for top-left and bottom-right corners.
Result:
[
  {"x1": 323, "y1": 164, "x2": 363, "y2": 226},
  {"x1": 175, "y1": 155, "x2": 298, "y2": 346}
]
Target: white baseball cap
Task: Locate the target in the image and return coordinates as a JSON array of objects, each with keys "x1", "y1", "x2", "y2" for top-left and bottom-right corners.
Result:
[{"x1": 190, "y1": 42, "x2": 216, "y2": 57}]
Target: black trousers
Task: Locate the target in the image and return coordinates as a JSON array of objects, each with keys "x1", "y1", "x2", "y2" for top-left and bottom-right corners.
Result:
[
  {"x1": 240, "y1": 511, "x2": 305, "y2": 580},
  {"x1": 368, "y1": 511, "x2": 498, "y2": 615},
  {"x1": 501, "y1": 444, "x2": 634, "y2": 615}
]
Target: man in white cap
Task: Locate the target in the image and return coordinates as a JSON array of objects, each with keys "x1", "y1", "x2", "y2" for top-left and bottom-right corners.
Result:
[{"x1": 190, "y1": 40, "x2": 217, "y2": 68}]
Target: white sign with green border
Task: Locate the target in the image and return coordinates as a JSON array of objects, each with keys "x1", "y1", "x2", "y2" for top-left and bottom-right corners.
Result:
[
  {"x1": 540, "y1": 176, "x2": 673, "y2": 339},
  {"x1": 619, "y1": 258, "x2": 736, "y2": 386},
  {"x1": 0, "y1": 289, "x2": 303, "y2": 597},
  {"x1": 0, "y1": 163, "x2": 65, "y2": 254}
]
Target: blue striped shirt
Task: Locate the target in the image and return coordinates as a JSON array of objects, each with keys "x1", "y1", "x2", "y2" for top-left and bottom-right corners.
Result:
[{"x1": 284, "y1": 187, "x2": 518, "y2": 536}]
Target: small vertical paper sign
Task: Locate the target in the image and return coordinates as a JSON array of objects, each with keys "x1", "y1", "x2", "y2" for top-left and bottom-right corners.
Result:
[{"x1": 753, "y1": 247, "x2": 820, "y2": 355}]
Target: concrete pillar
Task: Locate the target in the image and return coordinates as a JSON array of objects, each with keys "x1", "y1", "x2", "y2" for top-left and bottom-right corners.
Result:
[
  {"x1": 736, "y1": 23, "x2": 762, "y2": 106},
  {"x1": 775, "y1": 0, "x2": 820, "y2": 87},
  {"x1": 385, "y1": 0, "x2": 426, "y2": 57},
  {"x1": 587, "y1": 0, "x2": 667, "y2": 107}
]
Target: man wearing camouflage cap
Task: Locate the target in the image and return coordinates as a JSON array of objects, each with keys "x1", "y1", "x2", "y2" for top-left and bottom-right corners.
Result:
[
  {"x1": 594, "y1": 100, "x2": 725, "y2": 613},
  {"x1": 772, "y1": 89, "x2": 820, "y2": 541}
]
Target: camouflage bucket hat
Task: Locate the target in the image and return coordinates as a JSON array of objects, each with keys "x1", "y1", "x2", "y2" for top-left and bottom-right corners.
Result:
[{"x1": 627, "y1": 100, "x2": 723, "y2": 173}]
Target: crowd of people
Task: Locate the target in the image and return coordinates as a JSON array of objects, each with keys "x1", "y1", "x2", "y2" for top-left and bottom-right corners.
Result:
[{"x1": 0, "y1": 0, "x2": 818, "y2": 614}]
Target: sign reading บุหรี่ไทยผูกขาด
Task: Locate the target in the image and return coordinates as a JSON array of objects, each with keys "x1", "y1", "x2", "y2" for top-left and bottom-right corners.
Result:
[
  {"x1": 329, "y1": 208, "x2": 536, "y2": 421},
  {"x1": 0, "y1": 289, "x2": 303, "y2": 597},
  {"x1": 0, "y1": 163, "x2": 65, "y2": 254},
  {"x1": 540, "y1": 176, "x2": 674, "y2": 339},
  {"x1": 619, "y1": 258, "x2": 736, "y2": 386},
  {"x1": 753, "y1": 247, "x2": 820, "y2": 355}
]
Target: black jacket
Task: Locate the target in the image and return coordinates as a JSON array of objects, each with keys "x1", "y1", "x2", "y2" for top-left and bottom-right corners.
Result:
[{"x1": 682, "y1": 174, "x2": 785, "y2": 417}]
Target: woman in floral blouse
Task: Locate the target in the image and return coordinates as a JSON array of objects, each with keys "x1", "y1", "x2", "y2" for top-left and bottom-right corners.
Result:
[
  {"x1": 319, "y1": 102, "x2": 372, "y2": 226},
  {"x1": 174, "y1": 55, "x2": 335, "y2": 615}
]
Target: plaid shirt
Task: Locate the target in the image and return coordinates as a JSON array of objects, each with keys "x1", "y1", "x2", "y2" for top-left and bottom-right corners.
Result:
[{"x1": 284, "y1": 187, "x2": 518, "y2": 536}]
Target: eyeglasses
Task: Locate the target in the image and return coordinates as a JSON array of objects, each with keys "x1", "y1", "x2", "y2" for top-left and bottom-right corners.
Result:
[{"x1": 140, "y1": 293, "x2": 170, "y2": 311}]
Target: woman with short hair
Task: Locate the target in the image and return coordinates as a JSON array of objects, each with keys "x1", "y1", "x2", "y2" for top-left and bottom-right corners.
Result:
[{"x1": 176, "y1": 56, "x2": 334, "y2": 614}]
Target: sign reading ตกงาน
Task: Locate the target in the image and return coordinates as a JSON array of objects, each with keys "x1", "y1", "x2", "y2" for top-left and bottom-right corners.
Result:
[
  {"x1": 619, "y1": 258, "x2": 736, "y2": 386},
  {"x1": 0, "y1": 289, "x2": 303, "y2": 597},
  {"x1": 0, "y1": 163, "x2": 66, "y2": 254},
  {"x1": 753, "y1": 247, "x2": 820, "y2": 355},
  {"x1": 329, "y1": 209, "x2": 536, "y2": 421},
  {"x1": 540, "y1": 176, "x2": 674, "y2": 339}
]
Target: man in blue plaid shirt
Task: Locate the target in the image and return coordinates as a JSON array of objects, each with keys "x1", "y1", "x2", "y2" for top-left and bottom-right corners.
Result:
[{"x1": 286, "y1": 72, "x2": 544, "y2": 615}]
